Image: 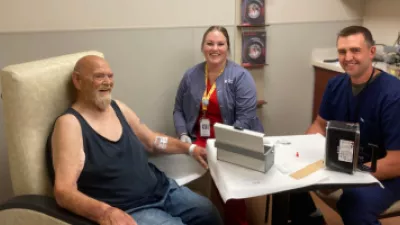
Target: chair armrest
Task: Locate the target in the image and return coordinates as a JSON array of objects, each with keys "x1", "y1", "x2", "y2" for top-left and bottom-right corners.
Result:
[{"x1": 0, "y1": 195, "x2": 96, "y2": 225}]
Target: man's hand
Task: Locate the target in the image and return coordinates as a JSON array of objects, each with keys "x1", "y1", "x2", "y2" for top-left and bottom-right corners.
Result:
[
  {"x1": 192, "y1": 146, "x2": 208, "y2": 169},
  {"x1": 99, "y1": 207, "x2": 137, "y2": 225},
  {"x1": 306, "y1": 115, "x2": 327, "y2": 136}
]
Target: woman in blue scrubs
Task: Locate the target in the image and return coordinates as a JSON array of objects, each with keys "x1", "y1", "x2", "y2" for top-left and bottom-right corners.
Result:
[{"x1": 173, "y1": 26, "x2": 264, "y2": 225}]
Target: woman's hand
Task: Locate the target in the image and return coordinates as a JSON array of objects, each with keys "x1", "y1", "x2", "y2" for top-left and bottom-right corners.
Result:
[{"x1": 180, "y1": 134, "x2": 192, "y2": 144}]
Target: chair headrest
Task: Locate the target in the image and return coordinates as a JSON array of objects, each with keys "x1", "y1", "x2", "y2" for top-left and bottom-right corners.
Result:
[{"x1": 0, "y1": 51, "x2": 104, "y2": 196}]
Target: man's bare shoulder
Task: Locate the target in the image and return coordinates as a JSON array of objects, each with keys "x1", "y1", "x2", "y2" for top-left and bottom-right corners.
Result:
[
  {"x1": 114, "y1": 100, "x2": 138, "y2": 119},
  {"x1": 114, "y1": 99, "x2": 131, "y2": 112},
  {"x1": 51, "y1": 113, "x2": 84, "y2": 156},
  {"x1": 53, "y1": 113, "x2": 81, "y2": 136},
  {"x1": 114, "y1": 100, "x2": 147, "y2": 130}
]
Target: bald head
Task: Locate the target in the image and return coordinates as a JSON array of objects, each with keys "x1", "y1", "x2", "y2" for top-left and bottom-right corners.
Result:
[{"x1": 73, "y1": 55, "x2": 107, "y2": 76}]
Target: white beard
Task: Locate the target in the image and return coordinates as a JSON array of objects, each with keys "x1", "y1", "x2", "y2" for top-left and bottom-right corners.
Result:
[{"x1": 94, "y1": 93, "x2": 112, "y2": 111}]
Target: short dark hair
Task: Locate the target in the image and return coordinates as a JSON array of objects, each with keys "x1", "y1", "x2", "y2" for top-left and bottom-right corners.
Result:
[
  {"x1": 337, "y1": 25, "x2": 375, "y2": 46},
  {"x1": 201, "y1": 26, "x2": 230, "y2": 52}
]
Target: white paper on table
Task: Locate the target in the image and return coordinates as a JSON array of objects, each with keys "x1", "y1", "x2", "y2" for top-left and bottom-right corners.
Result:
[
  {"x1": 207, "y1": 134, "x2": 380, "y2": 202},
  {"x1": 149, "y1": 154, "x2": 207, "y2": 186}
]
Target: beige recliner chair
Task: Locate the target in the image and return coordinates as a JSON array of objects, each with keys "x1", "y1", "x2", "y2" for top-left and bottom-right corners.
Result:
[{"x1": 0, "y1": 51, "x2": 208, "y2": 224}]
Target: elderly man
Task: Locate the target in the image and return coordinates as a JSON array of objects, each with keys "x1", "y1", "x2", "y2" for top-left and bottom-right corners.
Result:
[
  {"x1": 46, "y1": 55, "x2": 223, "y2": 225},
  {"x1": 290, "y1": 26, "x2": 400, "y2": 225}
]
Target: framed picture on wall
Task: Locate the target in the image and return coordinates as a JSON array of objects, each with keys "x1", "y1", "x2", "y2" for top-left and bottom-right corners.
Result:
[
  {"x1": 241, "y1": 0, "x2": 265, "y2": 26},
  {"x1": 241, "y1": 30, "x2": 266, "y2": 68}
]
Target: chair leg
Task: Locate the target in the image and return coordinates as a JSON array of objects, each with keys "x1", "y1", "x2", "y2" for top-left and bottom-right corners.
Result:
[
  {"x1": 271, "y1": 193, "x2": 290, "y2": 225},
  {"x1": 265, "y1": 195, "x2": 270, "y2": 222}
]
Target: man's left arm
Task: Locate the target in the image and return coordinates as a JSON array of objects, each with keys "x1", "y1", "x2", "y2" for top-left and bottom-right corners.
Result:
[
  {"x1": 367, "y1": 151, "x2": 400, "y2": 180},
  {"x1": 367, "y1": 97, "x2": 400, "y2": 180},
  {"x1": 115, "y1": 100, "x2": 208, "y2": 169}
]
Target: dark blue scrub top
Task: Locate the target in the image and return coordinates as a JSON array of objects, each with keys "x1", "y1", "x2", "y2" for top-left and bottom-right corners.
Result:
[{"x1": 319, "y1": 71, "x2": 400, "y2": 162}]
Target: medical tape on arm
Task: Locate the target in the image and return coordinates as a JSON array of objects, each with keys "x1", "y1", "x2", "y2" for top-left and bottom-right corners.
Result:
[{"x1": 154, "y1": 136, "x2": 168, "y2": 150}]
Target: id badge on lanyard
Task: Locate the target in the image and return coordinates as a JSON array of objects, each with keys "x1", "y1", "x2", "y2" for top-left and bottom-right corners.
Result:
[
  {"x1": 200, "y1": 63, "x2": 223, "y2": 137},
  {"x1": 200, "y1": 96, "x2": 212, "y2": 137},
  {"x1": 200, "y1": 117, "x2": 211, "y2": 137}
]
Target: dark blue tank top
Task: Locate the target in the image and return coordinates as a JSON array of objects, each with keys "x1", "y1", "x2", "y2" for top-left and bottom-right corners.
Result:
[{"x1": 46, "y1": 100, "x2": 169, "y2": 211}]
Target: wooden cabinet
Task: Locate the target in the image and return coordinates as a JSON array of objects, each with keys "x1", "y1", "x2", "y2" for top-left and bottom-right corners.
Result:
[{"x1": 312, "y1": 66, "x2": 341, "y2": 121}]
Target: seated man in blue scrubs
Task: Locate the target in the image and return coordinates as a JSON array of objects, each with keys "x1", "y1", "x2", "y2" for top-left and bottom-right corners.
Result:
[{"x1": 290, "y1": 26, "x2": 400, "y2": 225}]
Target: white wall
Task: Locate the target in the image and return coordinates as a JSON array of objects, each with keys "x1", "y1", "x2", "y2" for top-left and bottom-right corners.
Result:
[
  {"x1": 0, "y1": 0, "x2": 235, "y2": 32},
  {"x1": 0, "y1": 0, "x2": 366, "y2": 32},
  {"x1": 260, "y1": 0, "x2": 363, "y2": 135},
  {"x1": 363, "y1": 0, "x2": 400, "y2": 45},
  {"x1": 266, "y1": 0, "x2": 364, "y2": 24}
]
